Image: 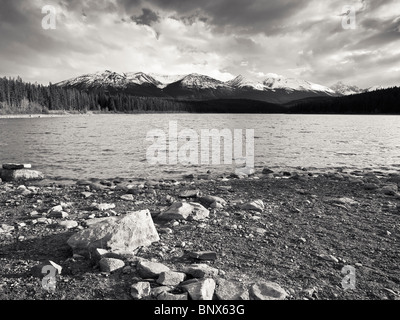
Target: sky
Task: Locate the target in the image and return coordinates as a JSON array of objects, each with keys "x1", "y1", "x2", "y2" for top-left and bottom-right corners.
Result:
[{"x1": 0, "y1": 0, "x2": 399, "y2": 88}]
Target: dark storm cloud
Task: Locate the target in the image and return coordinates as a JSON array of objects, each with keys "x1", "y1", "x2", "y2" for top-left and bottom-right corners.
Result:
[
  {"x1": 131, "y1": 8, "x2": 160, "y2": 26},
  {"x1": 0, "y1": 0, "x2": 399, "y2": 87},
  {"x1": 117, "y1": 0, "x2": 312, "y2": 35}
]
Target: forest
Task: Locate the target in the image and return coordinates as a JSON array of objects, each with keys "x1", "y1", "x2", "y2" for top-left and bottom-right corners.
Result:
[{"x1": 1, "y1": 76, "x2": 399, "y2": 115}]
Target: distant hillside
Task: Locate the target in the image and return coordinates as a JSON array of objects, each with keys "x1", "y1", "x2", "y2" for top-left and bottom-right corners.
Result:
[{"x1": 289, "y1": 87, "x2": 400, "y2": 114}]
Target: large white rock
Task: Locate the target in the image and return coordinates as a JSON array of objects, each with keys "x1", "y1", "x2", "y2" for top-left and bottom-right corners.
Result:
[
  {"x1": 0, "y1": 169, "x2": 44, "y2": 182},
  {"x1": 67, "y1": 210, "x2": 160, "y2": 257},
  {"x1": 158, "y1": 202, "x2": 209, "y2": 221},
  {"x1": 249, "y1": 281, "x2": 287, "y2": 300},
  {"x1": 181, "y1": 278, "x2": 216, "y2": 300}
]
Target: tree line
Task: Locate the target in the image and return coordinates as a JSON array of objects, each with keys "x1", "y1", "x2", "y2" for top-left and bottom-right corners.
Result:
[
  {"x1": 289, "y1": 87, "x2": 400, "y2": 114},
  {"x1": 1, "y1": 76, "x2": 399, "y2": 114},
  {"x1": 0, "y1": 76, "x2": 190, "y2": 114}
]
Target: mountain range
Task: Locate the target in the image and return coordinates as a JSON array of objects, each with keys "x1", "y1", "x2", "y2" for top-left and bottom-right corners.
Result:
[{"x1": 56, "y1": 70, "x2": 387, "y2": 104}]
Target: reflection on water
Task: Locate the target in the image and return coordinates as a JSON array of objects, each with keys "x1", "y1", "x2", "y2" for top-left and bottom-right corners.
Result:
[{"x1": 1, "y1": 114, "x2": 400, "y2": 180}]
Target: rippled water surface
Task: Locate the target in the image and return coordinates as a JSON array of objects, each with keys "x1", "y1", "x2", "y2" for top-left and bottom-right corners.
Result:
[{"x1": 1, "y1": 114, "x2": 400, "y2": 180}]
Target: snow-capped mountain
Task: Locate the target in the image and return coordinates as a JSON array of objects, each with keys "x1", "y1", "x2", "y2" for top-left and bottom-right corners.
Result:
[
  {"x1": 330, "y1": 82, "x2": 366, "y2": 96},
  {"x1": 227, "y1": 74, "x2": 335, "y2": 95},
  {"x1": 57, "y1": 70, "x2": 341, "y2": 103},
  {"x1": 226, "y1": 75, "x2": 265, "y2": 90},
  {"x1": 57, "y1": 70, "x2": 129, "y2": 89},
  {"x1": 179, "y1": 73, "x2": 228, "y2": 89},
  {"x1": 124, "y1": 72, "x2": 161, "y2": 87},
  {"x1": 262, "y1": 74, "x2": 335, "y2": 95}
]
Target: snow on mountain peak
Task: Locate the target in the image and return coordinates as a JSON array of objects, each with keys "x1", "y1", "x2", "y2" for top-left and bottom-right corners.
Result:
[
  {"x1": 263, "y1": 75, "x2": 335, "y2": 94},
  {"x1": 179, "y1": 73, "x2": 226, "y2": 89}
]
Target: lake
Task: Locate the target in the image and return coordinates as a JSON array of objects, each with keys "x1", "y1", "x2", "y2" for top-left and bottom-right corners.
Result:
[{"x1": 1, "y1": 114, "x2": 400, "y2": 180}]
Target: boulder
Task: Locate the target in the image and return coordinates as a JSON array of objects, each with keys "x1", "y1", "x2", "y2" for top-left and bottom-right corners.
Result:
[
  {"x1": 241, "y1": 200, "x2": 265, "y2": 212},
  {"x1": 131, "y1": 282, "x2": 151, "y2": 300},
  {"x1": 215, "y1": 278, "x2": 249, "y2": 300},
  {"x1": 181, "y1": 278, "x2": 216, "y2": 300},
  {"x1": 67, "y1": 210, "x2": 160, "y2": 257},
  {"x1": 99, "y1": 258, "x2": 125, "y2": 273},
  {"x1": 2, "y1": 163, "x2": 31, "y2": 170},
  {"x1": 137, "y1": 260, "x2": 170, "y2": 278},
  {"x1": 182, "y1": 264, "x2": 219, "y2": 278},
  {"x1": 0, "y1": 169, "x2": 44, "y2": 182},
  {"x1": 157, "y1": 271, "x2": 186, "y2": 286},
  {"x1": 249, "y1": 281, "x2": 287, "y2": 300},
  {"x1": 158, "y1": 202, "x2": 209, "y2": 221}
]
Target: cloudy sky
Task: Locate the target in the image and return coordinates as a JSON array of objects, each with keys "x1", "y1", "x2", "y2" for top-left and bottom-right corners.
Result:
[{"x1": 0, "y1": 0, "x2": 399, "y2": 88}]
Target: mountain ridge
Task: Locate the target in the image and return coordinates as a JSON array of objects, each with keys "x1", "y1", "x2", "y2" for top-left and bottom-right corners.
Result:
[{"x1": 56, "y1": 70, "x2": 339, "y2": 104}]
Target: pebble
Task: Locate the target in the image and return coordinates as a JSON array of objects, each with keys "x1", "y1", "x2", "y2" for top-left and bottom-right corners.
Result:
[
  {"x1": 120, "y1": 194, "x2": 134, "y2": 201},
  {"x1": 58, "y1": 220, "x2": 78, "y2": 229}
]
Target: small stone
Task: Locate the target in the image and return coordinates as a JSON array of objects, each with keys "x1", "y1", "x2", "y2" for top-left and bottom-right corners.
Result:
[
  {"x1": 381, "y1": 185, "x2": 398, "y2": 196},
  {"x1": 158, "y1": 202, "x2": 210, "y2": 221},
  {"x1": 187, "y1": 251, "x2": 217, "y2": 261},
  {"x1": 364, "y1": 183, "x2": 379, "y2": 191},
  {"x1": 99, "y1": 258, "x2": 125, "y2": 273},
  {"x1": 120, "y1": 194, "x2": 134, "y2": 201},
  {"x1": 58, "y1": 220, "x2": 78, "y2": 229},
  {"x1": 319, "y1": 254, "x2": 339, "y2": 263},
  {"x1": 241, "y1": 200, "x2": 264, "y2": 212},
  {"x1": 49, "y1": 211, "x2": 69, "y2": 219},
  {"x1": 91, "y1": 203, "x2": 116, "y2": 211},
  {"x1": 157, "y1": 271, "x2": 186, "y2": 286},
  {"x1": 0, "y1": 224, "x2": 15, "y2": 234},
  {"x1": 81, "y1": 192, "x2": 93, "y2": 198},
  {"x1": 262, "y1": 168, "x2": 274, "y2": 174},
  {"x1": 249, "y1": 281, "x2": 287, "y2": 300},
  {"x1": 151, "y1": 286, "x2": 172, "y2": 298},
  {"x1": 131, "y1": 282, "x2": 151, "y2": 300},
  {"x1": 137, "y1": 260, "x2": 170, "y2": 278},
  {"x1": 49, "y1": 205, "x2": 63, "y2": 213},
  {"x1": 180, "y1": 190, "x2": 201, "y2": 198}
]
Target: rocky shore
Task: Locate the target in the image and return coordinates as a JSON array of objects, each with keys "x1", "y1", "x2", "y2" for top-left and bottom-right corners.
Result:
[{"x1": 0, "y1": 165, "x2": 399, "y2": 300}]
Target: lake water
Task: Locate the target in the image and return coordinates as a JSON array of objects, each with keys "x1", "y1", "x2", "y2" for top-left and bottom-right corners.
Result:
[{"x1": 1, "y1": 114, "x2": 400, "y2": 180}]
